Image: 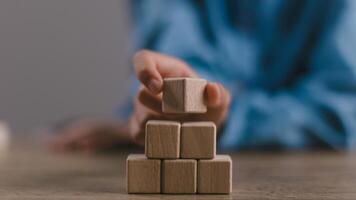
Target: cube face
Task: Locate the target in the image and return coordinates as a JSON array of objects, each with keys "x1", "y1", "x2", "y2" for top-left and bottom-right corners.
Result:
[
  {"x1": 145, "y1": 120, "x2": 181, "y2": 159},
  {"x1": 163, "y1": 78, "x2": 207, "y2": 113},
  {"x1": 162, "y1": 159, "x2": 197, "y2": 194},
  {"x1": 162, "y1": 78, "x2": 185, "y2": 112},
  {"x1": 126, "y1": 154, "x2": 161, "y2": 193},
  {"x1": 198, "y1": 155, "x2": 232, "y2": 194},
  {"x1": 184, "y1": 79, "x2": 207, "y2": 112},
  {"x1": 181, "y1": 122, "x2": 216, "y2": 159}
]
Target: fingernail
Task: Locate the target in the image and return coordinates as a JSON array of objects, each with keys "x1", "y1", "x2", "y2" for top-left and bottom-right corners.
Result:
[{"x1": 148, "y1": 79, "x2": 161, "y2": 93}]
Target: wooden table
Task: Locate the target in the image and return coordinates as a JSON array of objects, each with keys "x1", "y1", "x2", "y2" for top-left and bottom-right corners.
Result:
[{"x1": 1, "y1": 139, "x2": 356, "y2": 200}]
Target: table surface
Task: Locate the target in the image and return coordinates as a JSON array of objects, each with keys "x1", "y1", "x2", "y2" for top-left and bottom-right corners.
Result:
[{"x1": 1, "y1": 139, "x2": 356, "y2": 200}]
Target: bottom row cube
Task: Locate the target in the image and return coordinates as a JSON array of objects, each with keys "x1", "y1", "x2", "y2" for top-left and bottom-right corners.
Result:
[
  {"x1": 126, "y1": 154, "x2": 232, "y2": 194},
  {"x1": 163, "y1": 159, "x2": 197, "y2": 193},
  {"x1": 126, "y1": 154, "x2": 161, "y2": 193}
]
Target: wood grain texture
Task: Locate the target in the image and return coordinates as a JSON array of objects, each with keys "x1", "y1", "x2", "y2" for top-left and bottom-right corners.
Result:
[
  {"x1": 2, "y1": 137, "x2": 356, "y2": 199},
  {"x1": 162, "y1": 78, "x2": 207, "y2": 113},
  {"x1": 145, "y1": 120, "x2": 181, "y2": 159},
  {"x1": 181, "y1": 122, "x2": 216, "y2": 159},
  {"x1": 126, "y1": 154, "x2": 161, "y2": 194},
  {"x1": 162, "y1": 78, "x2": 185, "y2": 113},
  {"x1": 198, "y1": 155, "x2": 232, "y2": 194},
  {"x1": 162, "y1": 159, "x2": 197, "y2": 194},
  {"x1": 184, "y1": 78, "x2": 207, "y2": 113}
]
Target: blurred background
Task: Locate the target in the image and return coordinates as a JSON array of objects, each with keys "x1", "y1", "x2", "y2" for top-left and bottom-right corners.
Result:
[{"x1": 0, "y1": 0, "x2": 131, "y2": 133}]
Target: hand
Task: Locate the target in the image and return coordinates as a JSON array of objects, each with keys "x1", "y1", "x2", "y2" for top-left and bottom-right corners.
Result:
[
  {"x1": 47, "y1": 119, "x2": 131, "y2": 154},
  {"x1": 129, "y1": 50, "x2": 231, "y2": 145}
]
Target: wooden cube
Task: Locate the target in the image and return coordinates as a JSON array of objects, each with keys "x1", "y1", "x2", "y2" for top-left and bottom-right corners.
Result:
[
  {"x1": 162, "y1": 159, "x2": 197, "y2": 194},
  {"x1": 181, "y1": 122, "x2": 216, "y2": 159},
  {"x1": 198, "y1": 155, "x2": 232, "y2": 194},
  {"x1": 163, "y1": 78, "x2": 207, "y2": 113},
  {"x1": 145, "y1": 120, "x2": 180, "y2": 159},
  {"x1": 126, "y1": 154, "x2": 161, "y2": 193}
]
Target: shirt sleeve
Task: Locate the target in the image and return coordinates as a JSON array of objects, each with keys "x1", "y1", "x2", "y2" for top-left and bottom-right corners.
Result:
[{"x1": 220, "y1": 0, "x2": 356, "y2": 150}]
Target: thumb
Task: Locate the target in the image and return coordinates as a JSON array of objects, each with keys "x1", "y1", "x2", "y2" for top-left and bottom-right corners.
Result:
[{"x1": 205, "y1": 82, "x2": 231, "y2": 108}]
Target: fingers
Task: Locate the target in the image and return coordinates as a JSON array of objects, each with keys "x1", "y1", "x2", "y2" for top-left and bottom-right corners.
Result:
[
  {"x1": 137, "y1": 87, "x2": 162, "y2": 113},
  {"x1": 134, "y1": 51, "x2": 163, "y2": 94},
  {"x1": 206, "y1": 83, "x2": 220, "y2": 107},
  {"x1": 47, "y1": 121, "x2": 132, "y2": 153},
  {"x1": 134, "y1": 50, "x2": 197, "y2": 94},
  {"x1": 206, "y1": 82, "x2": 231, "y2": 108},
  {"x1": 48, "y1": 131, "x2": 83, "y2": 153},
  {"x1": 48, "y1": 123, "x2": 97, "y2": 153}
]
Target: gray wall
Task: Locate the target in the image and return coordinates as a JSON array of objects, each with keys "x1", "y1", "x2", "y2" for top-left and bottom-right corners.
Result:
[{"x1": 0, "y1": 0, "x2": 132, "y2": 132}]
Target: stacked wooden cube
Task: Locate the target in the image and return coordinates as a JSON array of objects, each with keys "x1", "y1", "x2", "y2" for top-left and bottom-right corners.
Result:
[{"x1": 126, "y1": 78, "x2": 232, "y2": 194}]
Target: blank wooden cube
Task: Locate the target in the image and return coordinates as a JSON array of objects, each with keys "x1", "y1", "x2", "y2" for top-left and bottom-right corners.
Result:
[
  {"x1": 163, "y1": 77, "x2": 207, "y2": 113},
  {"x1": 145, "y1": 120, "x2": 180, "y2": 159},
  {"x1": 162, "y1": 159, "x2": 197, "y2": 194},
  {"x1": 181, "y1": 122, "x2": 216, "y2": 159},
  {"x1": 126, "y1": 154, "x2": 161, "y2": 193},
  {"x1": 198, "y1": 155, "x2": 232, "y2": 194}
]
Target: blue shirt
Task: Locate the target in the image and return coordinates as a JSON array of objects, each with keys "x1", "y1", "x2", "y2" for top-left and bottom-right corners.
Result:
[{"x1": 128, "y1": 0, "x2": 356, "y2": 150}]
